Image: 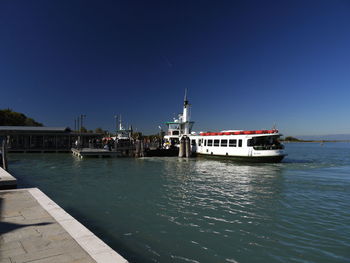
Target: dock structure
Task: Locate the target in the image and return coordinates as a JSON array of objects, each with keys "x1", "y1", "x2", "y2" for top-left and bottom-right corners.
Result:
[
  {"x1": 0, "y1": 167, "x2": 17, "y2": 189},
  {"x1": 0, "y1": 188, "x2": 128, "y2": 263},
  {"x1": 71, "y1": 148, "x2": 119, "y2": 158},
  {"x1": 0, "y1": 126, "x2": 103, "y2": 153}
]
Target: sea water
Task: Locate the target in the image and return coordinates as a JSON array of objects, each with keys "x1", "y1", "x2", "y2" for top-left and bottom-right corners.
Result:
[{"x1": 8, "y1": 143, "x2": 350, "y2": 263}]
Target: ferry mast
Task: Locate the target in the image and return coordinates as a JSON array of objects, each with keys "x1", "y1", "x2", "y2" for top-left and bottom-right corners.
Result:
[
  {"x1": 182, "y1": 89, "x2": 191, "y2": 135},
  {"x1": 163, "y1": 89, "x2": 194, "y2": 149}
]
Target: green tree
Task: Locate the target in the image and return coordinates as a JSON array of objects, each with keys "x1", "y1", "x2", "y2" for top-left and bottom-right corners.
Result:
[
  {"x1": 95, "y1": 127, "x2": 104, "y2": 134},
  {"x1": 284, "y1": 136, "x2": 300, "y2": 142},
  {"x1": 132, "y1": 132, "x2": 143, "y2": 139},
  {"x1": 0, "y1": 109, "x2": 43, "y2": 126}
]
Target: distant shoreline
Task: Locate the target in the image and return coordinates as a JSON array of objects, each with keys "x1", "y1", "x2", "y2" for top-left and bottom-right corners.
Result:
[{"x1": 282, "y1": 140, "x2": 350, "y2": 143}]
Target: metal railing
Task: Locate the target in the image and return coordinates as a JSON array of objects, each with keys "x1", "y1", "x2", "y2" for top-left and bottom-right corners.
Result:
[{"x1": 253, "y1": 145, "x2": 284, "y2": 150}]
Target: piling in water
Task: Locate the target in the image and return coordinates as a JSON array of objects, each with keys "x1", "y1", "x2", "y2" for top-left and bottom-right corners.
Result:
[
  {"x1": 135, "y1": 140, "x2": 140, "y2": 157},
  {"x1": 135, "y1": 140, "x2": 141, "y2": 157},
  {"x1": 185, "y1": 137, "x2": 191, "y2": 158},
  {"x1": 179, "y1": 137, "x2": 185, "y2": 158},
  {"x1": 129, "y1": 149, "x2": 133, "y2": 157},
  {"x1": 114, "y1": 139, "x2": 119, "y2": 153},
  {"x1": 140, "y1": 140, "x2": 144, "y2": 157}
]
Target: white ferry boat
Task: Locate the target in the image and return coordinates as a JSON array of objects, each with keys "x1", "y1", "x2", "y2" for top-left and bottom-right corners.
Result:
[
  {"x1": 192, "y1": 129, "x2": 285, "y2": 162},
  {"x1": 163, "y1": 93, "x2": 286, "y2": 163}
]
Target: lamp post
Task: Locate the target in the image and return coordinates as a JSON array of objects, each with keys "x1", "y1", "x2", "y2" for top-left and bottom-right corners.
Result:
[
  {"x1": 80, "y1": 114, "x2": 86, "y2": 132},
  {"x1": 158, "y1": 126, "x2": 162, "y2": 149},
  {"x1": 76, "y1": 116, "x2": 80, "y2": 133},
  {"x1": 78, "y1": 114, "x2": 86, "y2": 148}
]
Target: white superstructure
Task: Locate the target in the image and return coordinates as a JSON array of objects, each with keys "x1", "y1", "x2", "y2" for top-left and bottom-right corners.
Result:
[
  {"x1": 189, "y1": 130, "x2": 286, "y2": 162},
  {"x1": 114, "y1": 115, "x2": 132, "y2": 140},
  {"x1": 163, "y1": 89, "x2": 194, "y2": 149}
]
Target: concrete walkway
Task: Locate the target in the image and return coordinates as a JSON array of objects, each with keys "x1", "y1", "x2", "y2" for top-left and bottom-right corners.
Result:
[
  {"x1": 0, "y1": 188, "x2": 128, "y2": 263},
  {"x1": 0, "y1": 168, "x2": 17, "y2": 189}
]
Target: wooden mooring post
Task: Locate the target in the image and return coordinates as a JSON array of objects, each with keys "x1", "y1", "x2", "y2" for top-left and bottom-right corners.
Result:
[
  {"x1": 134, "y1": 139, "x2": 145, "y2": 158},
  {"x1": 185, "y1": 136, "x2": 191, "y2": 158},
  {"x1": 135, "y1": 140, "x2": 141, "y2": 157},
  {"x1": 178, "y1": 136, "x2": 192, "y2": 158},
  {"x1": 178, "y1": 137, "x2": 185, "y2": 158},
  {"x1": 140, "y1": 140, "x2": 144, "y2": 157}
]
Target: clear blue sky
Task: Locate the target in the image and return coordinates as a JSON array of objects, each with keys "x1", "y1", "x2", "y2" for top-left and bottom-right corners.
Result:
[{"x1": 1, "y1": 0, "x2": 350, "y2": 136}]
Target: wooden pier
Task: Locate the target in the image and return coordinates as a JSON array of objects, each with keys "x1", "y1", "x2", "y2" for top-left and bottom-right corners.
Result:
[{"x1": 71, "y1": 148, "x2": 120, "y2": 158}]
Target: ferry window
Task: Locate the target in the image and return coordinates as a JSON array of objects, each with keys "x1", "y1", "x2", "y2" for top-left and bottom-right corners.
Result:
[
  {"x1": 221, "y1": 139, "x2": 227, "y2": 147},
  {"x1": 214, "y1": 139, "x2": 219, "y2": 147},
  {"x1": 169, "y1": 124, "x2": 180, "y2": 130},
  {"x1": 229, "y1": 139, "x2": 237, "y2": 147},
  {"x1": 208, "y1": 139, "x2": 213, "y2": 146},
  {"x1": 238, "y1": 139, "x2": 242, "y2": 147},
  {"x1": 172, "y1": 131, "x2": 179, "y2": 135},
  {"x1": 204, "y1": 140, "x2": 207, "y2": 146},
  {"x1": 191, "y1": 140, "x2": 196, "y2": 146}
]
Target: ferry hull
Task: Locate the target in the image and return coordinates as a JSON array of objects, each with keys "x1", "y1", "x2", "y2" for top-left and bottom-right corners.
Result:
[
  {"x1": 197, "y1": 153, "x2": 286, "y2": 163},
  {"x1": 145, "y1": 148, "x2": 179, "y2": 157}
]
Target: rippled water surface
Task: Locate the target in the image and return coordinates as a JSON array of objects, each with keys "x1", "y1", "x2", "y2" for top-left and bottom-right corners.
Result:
[{"x1": 8, "y1": 143, "x2": 350, "y2": 263}]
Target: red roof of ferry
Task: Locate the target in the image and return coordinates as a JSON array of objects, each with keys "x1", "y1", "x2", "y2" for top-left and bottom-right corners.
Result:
[{"x1": 199, "y1": 129, "x2": 279, "y2": 136}]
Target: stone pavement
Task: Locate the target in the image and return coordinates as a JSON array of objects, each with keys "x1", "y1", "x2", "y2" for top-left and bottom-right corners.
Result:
[
  {"x1": 0, "y1": 188, "x2": 128, "y2": 263},
  {"x1": 0, "y1": 168, "x2": 17, "y2": 190}
]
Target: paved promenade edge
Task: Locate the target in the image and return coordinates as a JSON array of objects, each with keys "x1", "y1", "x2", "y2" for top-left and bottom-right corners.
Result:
[
  {"x1": 0, "y1": 167, "x2": 17, "y2": 189},
  {"x1": 5, "y1": 188, "x2": 129, "y2": 263}
]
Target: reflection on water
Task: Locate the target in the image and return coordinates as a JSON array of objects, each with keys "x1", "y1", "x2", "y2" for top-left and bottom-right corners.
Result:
[
  {"x1": 149, "y1": 158, "x2": 287, "y2": 263},
  {"x1": 8, "y1": 143, "x2": 350, "y2": 263}
]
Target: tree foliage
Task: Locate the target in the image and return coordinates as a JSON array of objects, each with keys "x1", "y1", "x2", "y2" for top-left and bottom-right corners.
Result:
[
  {"x1": 284, "y1": 136, "x2": 300, "y2": 142},
  {"x1": 132, "y1": 132, "x2": 143, "y2": 139},
  {"x1": 94, "y1": 127, "x2": 104, "y2": 134},
  {"x1": 0, "y1": 109, "x2": 43, "y2": 126}
]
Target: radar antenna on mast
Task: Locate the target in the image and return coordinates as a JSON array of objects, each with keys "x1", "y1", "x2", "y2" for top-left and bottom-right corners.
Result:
[
  {"x1": 119, "y1": 114, "x2": 123, "y2": 131},
  {"x1": 184, "y1": 88, "x2": 188, "y2": 105}
]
